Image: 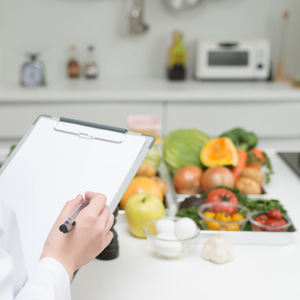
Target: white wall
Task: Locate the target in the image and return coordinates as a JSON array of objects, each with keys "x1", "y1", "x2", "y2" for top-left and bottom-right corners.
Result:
[{"x1": 0, "y1": 0, "x2": 299, "y2": 84}]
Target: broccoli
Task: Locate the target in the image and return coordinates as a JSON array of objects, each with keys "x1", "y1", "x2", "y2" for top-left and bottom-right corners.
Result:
[{"x1": 220, "y1": 127, "x2": 258, "y2": 151}]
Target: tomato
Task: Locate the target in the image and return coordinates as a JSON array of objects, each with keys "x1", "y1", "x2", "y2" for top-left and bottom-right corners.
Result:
[
  {"x1": 206, "y1": 188, "x2": 238, "y2": 214},
  {"x1": 226, "y1": 224, "x2": 240, "y2": 231},
  {"x1": 266, "y1": 219, "x2": 277, "y2": 226},
  {"x1": 257, "y1": 214, "x2": 268, "y2": 222},
  {"x1": 254, "y1": 216, "x2": 267, "y2": 225},
  {"x1": 232, "y1": 213, "x2": 244, "y2": 222},
  {"x1": 277, "y1": 218, "x2": 287, "y2": 226},
  {"x1": 206, "y1": 221, "x2": 220, "y2": 230},
  {"x1": 265, "y1": 219, "x2": 280, "y2": 232},
  {"x1": 268, "y1": 209, "x2": 282, "y2": 220},
  {"x1": 277, "y1": 219, "x2": 287, "y2": 232},
  {"x1": 252, "y1": 216, "x2": 267, "y2": 231},
  {"x1": 203, "y1": 211, "x2": 215, "y2": 220},
  {"x1": 216, "y1": 212, "x2": 232, "y2": 222},
  {"x1": 206, "y1": 188, "x2": 236, "y2": 203}
]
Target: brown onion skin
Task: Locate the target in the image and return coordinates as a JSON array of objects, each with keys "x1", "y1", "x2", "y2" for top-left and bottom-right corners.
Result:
[
  {"x1": 201, "y1": 166, "x2": 234, "y2": 192},
  {"x1": 173, "y1": 165, "x2": 203, "y2": 194}
]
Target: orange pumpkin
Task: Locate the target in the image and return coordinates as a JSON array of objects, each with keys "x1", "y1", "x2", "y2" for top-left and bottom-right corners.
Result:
[
  {"x1": 200, "y1": 137, "x2": 238, "y2": 167},
  {"x1": 120, "y1": 176, "x2": 163, "y2": 209}
]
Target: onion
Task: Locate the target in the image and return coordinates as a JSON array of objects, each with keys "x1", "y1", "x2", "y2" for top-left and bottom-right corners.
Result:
[
  {"x1": 201, "y1": 166, "x2": 234, "y2": 192},
  {"x1": 173, "y1": 165, "x2": 202, "y2": 194}
]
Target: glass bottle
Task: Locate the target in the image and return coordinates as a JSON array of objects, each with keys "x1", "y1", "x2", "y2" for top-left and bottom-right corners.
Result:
[
  {"x1": 83, "y1": 45, "x2": 99, "y2": 79},
  {"x1": 167, "y1": 30, "x2": 186, "y2": 80},
  {"x1": 67, "y1": 45, "x2": 80, "y2": 78}
]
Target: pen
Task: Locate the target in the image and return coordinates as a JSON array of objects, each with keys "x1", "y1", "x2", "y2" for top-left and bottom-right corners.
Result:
[{"x1": 59, "y1": 197, "x2": 89, "y2": 233}]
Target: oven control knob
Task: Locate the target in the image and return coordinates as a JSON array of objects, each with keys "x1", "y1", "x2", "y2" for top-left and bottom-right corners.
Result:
[{"x1": 257, "y1": 63, "x2": 263, "y2": 69}]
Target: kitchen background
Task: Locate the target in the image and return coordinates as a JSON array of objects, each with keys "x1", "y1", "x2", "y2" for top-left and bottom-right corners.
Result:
[{"x1": 0, "y1": 0, "x2": 300, "y2": 83}]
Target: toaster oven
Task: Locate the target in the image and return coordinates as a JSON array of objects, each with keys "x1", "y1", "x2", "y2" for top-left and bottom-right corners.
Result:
[{"x1": 195, "y1": 39, "x2": 270, "y2": 80}]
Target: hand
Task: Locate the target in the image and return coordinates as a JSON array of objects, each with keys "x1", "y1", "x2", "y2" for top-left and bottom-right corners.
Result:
[{"x1": 41, "y1": 192, "x2": 114, "y2": 281}]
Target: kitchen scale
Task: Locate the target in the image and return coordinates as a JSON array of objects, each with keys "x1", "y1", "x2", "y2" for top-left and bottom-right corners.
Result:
[
  {"x1": 277, "y1": 152, "x2": 300, "y2": 178},
  {"x1": 20, "y1": 53, "x2": 46, "y2": 87}
]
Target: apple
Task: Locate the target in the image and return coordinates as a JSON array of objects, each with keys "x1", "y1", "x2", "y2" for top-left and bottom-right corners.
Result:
[{"x1": 125, "y1": 193, "x2": 166, "y2": 238}]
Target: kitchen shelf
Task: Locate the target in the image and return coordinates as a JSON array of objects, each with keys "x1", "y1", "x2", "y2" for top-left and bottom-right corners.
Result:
[{"x1": 0, "y1": 79, "x2": 300, "y2": 103}]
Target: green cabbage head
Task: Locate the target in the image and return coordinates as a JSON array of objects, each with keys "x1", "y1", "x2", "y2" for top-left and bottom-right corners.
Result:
[{"x1": 163, "y1": 129, "x2": 210, "y2": 174}]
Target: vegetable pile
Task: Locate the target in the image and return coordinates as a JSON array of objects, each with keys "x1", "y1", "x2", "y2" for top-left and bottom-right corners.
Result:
[
  {"x1": 163, "y1": 127, "x2": 274, "y2": 196},
  {"x1": 176, "y1": 186, "x2": 292, "y2": 232}
]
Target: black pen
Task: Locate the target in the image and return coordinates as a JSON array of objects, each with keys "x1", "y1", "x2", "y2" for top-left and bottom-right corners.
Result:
[{"x1": 59, "y1": 197, "x2": 89, "y2": 233}]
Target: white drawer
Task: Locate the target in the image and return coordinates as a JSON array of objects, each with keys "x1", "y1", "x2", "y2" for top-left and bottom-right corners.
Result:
[
  {"x1": 0, "y1": 102, "x2": 164, "y2": 139},
  {"x1": 166, "y1": 101, "x2": 300, "y2": 138}
]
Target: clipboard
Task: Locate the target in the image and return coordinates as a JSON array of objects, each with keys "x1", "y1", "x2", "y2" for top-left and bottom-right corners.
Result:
[{"x1": 0, "y1": 115, "x2": 155, "y2": 276}]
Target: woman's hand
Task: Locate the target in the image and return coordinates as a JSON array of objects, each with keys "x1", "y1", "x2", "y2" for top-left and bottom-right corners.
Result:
[{"x1": 41, "y1": 192, "x2": 114, "y2": 281}]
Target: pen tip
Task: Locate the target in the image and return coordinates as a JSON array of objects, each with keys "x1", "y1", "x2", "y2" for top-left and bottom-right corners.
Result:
[{"x1": 59, "y1": 224, "x2": 69, "y2": 233}]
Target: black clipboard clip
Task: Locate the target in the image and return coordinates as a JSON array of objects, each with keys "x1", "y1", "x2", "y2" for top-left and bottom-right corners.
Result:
[{"x1": 53, "y1": 117, "x2": 127, "y2": 144}]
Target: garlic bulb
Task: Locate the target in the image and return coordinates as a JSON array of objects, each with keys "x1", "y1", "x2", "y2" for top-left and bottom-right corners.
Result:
[{"x1": 201, "y1": 235, "x2": 234, "y2": 264}]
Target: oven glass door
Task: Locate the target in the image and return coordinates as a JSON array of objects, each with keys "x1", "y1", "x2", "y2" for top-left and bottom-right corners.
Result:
[{"x1": 208, "y1": 51, "x2": 249, "y2": 66}]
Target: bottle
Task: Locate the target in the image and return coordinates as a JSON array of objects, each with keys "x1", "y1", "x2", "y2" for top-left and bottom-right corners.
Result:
[
  {"x1": 167, "y1": 30, "x2": 186, "y2": 80},
  {"x1": 83, "y1": 45, "x2": 98, "y2": 79},
  {"x1": 96, "y1": 208, "x2": 119, "y2": 260},
  {"x1": 67, "y1": 45, "x2": 80, "y2": 78}
]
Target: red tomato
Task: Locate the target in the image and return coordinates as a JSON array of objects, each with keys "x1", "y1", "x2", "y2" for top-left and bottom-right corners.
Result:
[
  {"x1": 206, "y1": 188, "x2": 238, "y2": 214},
  {"x1": 268, "y1": 209, "x2": 282, "y2": 220},
  {"x1": 277, "y1": 219, "x2": 287, "y2": 226},
  {"x1": 266, "y1": 219, "x2": 280, "y2": 232},
  {"x1": 277, "y1": 219, "x2": 287, "y2": 232},
  {"x1": 206, "y1": 188, "x2": 238, "y2": 203},
  {"x1": 266, "y1": 219, "x2": 278, "y2": 226},
  {"x1": 253, "y1": 217, "x2": 265, "y2": 231},
  {"x1": 257, "y1": 214, "x2": 269, "y2": 222},
  {"x1": 256, "y1": 214, "x2": 268, "y2": 225}
]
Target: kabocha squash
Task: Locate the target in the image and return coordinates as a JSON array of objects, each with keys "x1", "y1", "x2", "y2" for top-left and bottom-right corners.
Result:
[{"x1": 200, "y1": 137, "x2": 238, "y2": 167}]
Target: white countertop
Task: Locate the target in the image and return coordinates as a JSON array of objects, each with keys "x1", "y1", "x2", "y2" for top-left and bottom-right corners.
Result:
[
  {"x1": 71, "y1": 149, "x2": 300, "y2": 300},
  {"x1": 0, "y1": 79, "x2": 300, "y2": 102}
]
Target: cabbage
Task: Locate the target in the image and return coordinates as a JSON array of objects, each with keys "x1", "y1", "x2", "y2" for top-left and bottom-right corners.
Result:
[
  {"x1": 145, "y1": 146, "x2": 161, "y2": 169},
  {"x1": 163, "y1": 129, "x2": 210, "y2": 174}
]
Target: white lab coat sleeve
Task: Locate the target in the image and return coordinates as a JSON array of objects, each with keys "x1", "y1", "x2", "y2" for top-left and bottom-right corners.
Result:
[
  {"x1": 0, "y1": 247, "x2": 14, "y2": 299},
  {"x1": 15, "y1": 257, "x2": 71, "y2": 300}
]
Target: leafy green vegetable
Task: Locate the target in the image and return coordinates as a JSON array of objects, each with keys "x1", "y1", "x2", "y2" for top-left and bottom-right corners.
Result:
[
  {"x1": 176, "y1": 206, "x2": 206, "y2": 230},
  {"x1": 246, "y1": 150, "x2": 274, "y2": 184},
  {"x1": 262, "y1": 152, "x2": 274, "y2": 184},
  {"x1": 163, "y1": 129, "x2": 210, "y2": 174},
  {"x1": 220, "y1": 127, "x2": 258, "y2": 151},
  {"x1": 144, "y1": 146, "x2": 161, "y2": 169}
]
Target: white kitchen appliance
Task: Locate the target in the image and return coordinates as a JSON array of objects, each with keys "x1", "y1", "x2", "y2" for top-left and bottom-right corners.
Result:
[{"x1": 195, "y1": 39, "x2": 270, "y2": 81}]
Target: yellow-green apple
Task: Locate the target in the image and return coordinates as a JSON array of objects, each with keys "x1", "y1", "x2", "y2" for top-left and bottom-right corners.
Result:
[{"x1": 125, "y1": 193, "x2": 166, "y2": 238}]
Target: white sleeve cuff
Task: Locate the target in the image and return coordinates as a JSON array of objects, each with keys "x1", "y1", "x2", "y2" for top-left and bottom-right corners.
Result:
[{"x1": 15, "y1": 257, "x2": 71, "y2": 300}]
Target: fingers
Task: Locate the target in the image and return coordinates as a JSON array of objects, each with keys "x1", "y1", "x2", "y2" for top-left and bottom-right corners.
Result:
[
  {"x1": 83, "y1": 192, "x2": 107, "y2": 218},
  {"x1": 57, "y1": 194, "x2": 84, "y2": 223},
  {"x1": 97, "y1": 208, "x2": 114, "y2": 232}
]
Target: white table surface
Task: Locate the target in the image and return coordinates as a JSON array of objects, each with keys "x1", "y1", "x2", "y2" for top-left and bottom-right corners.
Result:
[{"x1": 71, "y1": 149, "x2": 300, "y2": 300}]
